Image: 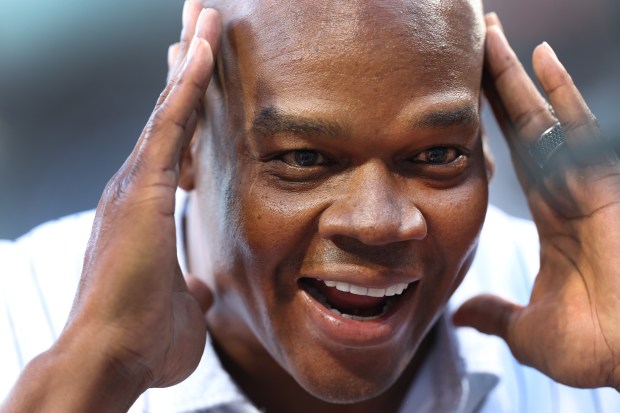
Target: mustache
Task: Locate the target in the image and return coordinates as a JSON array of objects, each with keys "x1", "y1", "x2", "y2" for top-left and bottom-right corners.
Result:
[{"x1": 301, "y1": 235, "x2": 424, "y2": 272}]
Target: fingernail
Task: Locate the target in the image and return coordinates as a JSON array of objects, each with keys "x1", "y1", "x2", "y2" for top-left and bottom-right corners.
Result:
[
  {"x1": 542, "y1": 42, "x2": 558, "y2": 59},
  {"x1": 542, "y1": 42, "x2": 565, "y2": 69},
  {"x1": 486, "y1": 12, "x2": 499, "y2": 24}
]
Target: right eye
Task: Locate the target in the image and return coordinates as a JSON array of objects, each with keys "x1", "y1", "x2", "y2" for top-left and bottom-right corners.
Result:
[{"x1": 280, "y1": 150, "x2": 330, "y2": 167}]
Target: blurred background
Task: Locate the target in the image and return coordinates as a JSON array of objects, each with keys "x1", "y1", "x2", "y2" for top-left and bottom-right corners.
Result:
[{"x1": 0, "y1": 0, "x2": 618, "y2": 239}]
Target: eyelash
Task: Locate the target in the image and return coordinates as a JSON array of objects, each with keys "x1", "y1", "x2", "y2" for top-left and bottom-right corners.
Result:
[
  {"x1": 275, "y1": 147, "x2": 463, "y2": 167},
  {"x1": 408, "y1": 147, "x2": 464, "y2": 165},
  {"x1": 265, "y1": 146, "x2": 468, "y2": 184},
  {"x1": 279, "y1": 150, "x2": 331, "y2": 168}
]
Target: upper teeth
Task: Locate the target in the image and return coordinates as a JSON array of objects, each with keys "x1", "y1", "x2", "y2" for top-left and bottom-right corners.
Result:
[{"x1": 323, "y1": 280, "x2": 409, "y2": 297}]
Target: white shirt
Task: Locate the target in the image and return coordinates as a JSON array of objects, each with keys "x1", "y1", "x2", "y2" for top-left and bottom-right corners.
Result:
[{"x1": 1, "y1": 192, "x2": 619, "y2": 412}]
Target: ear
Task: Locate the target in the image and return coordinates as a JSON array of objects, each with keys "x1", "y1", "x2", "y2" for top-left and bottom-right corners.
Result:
[{"x1": 481, "y1": 125, "x2": 496, "y2": 182}]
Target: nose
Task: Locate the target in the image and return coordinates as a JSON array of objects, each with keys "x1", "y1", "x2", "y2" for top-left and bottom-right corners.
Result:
[{"x1": 318, "y1": 161, "x2": 427, "y2": 246}]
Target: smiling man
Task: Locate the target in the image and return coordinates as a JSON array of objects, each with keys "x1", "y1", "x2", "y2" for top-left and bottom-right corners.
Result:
[
  {"x1": 3, "y1": 0, "x2": 620, "y2": 412},
  {"x1": 180, "y1": 0, "x2": 487, "y2": 409}
]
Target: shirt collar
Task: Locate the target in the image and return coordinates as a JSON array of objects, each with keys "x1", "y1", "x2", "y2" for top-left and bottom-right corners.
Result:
[
  {"x1": 145, "y1": 335, "x2": 258, "y2": 413},
  {"x1": 398, "y1": 316, "x2": 499, "y2": 413}
]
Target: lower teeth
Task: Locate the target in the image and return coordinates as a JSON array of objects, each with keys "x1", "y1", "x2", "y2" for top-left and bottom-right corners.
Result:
[{"x1": 306, "y1": 285, "x2": 395, "y2": 322}]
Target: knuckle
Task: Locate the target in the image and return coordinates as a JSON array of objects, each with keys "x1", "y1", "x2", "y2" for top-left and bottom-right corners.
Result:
[
  {"x1": 513, "y1": 105, "x2": 550, "y2": 134},
  {"x1": 112, "y1": 174, "x2": 133, "y2": 204},
  {"x1": 103, "y1": 160, "x2": 143, "y2": 205},
  {"x1": 547, "y1": 72, "x2": 573, "y2": 97},
  {"x1": 146, "y1": 107, "x2": 166, "y2": 133},
  {"x1": 177, "y1": 69, "x2": 208, "y2": 98},
  {"x1": 563, "y1": 114, "x2": 599, "y2": 136},
  {"x1": 155, "y1": 79, "x2": 176, "y2": 107},
  {"x1": 155, "y1": 91, "x2": 169, "y2": 108},
  {"x1": 493, "y1": 57, "x2": 519, "y2": 84},
  {"x1": 147, "y1": 89, "x2": 191, "y2": 137},
  {"x1": 144, "y1": 104, "x2": 175, "y2": 139}
]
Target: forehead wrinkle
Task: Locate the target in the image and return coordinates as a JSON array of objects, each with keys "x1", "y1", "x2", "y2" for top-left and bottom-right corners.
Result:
[{"x1": 250, "y1": 106, "x2": 345, "y2": 140}]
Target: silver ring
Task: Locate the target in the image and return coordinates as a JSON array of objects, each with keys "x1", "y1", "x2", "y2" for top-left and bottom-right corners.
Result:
[{"x1": 529, "y1": 122, "x2": 566, "y2": 168}]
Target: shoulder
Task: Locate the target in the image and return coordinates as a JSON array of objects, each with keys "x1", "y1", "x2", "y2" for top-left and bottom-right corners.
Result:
[
  {"x1": 0, "y1": 211, "x2": 95, "y2": 399},
  {"x1": 1, "y1": 210, "x2": 96, "y2": 317}
]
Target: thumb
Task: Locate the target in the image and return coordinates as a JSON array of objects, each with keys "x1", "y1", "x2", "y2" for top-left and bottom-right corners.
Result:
[
  {"x1": 186, "y1": 274, "x2": 214, "y2": 314},
  {"x1": 452, "y1": 294, "x2": 522, "y2": 342}
]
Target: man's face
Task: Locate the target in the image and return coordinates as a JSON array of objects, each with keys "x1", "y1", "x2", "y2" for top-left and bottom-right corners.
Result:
[{"x1": 187, "y1": 0, "x2": 487, "y2": 403}]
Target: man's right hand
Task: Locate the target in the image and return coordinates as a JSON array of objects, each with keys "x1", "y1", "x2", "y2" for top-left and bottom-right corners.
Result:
[{"x1": 1, "y1": 1, "x2": 221, "y2": 411}]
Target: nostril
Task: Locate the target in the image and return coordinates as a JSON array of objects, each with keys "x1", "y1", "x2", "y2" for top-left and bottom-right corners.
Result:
[
  {"x1": 317, "y1": 166, "x2": 427, "y2": 244},
  {"x1": 319, "y1": 207, "x2": 427, "y2": 246},
  {"x1": 399, "y1": 207, "x2": 428, "y2": 240}
]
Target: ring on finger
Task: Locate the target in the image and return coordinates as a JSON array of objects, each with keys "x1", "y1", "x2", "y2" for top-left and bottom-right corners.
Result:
[
  {"x1": 547, "y1": 102, "x2": 557, "y2": 119},
  {"x1": 529, "y1": 122, "x2": 566, "y2": 168}
]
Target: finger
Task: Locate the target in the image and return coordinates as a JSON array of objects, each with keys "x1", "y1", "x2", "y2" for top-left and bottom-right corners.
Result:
[
  {"x1": 480, "y1": 125, "x2": 496, "y2": 181},
  {"x1": 484, "y1": 12, "x2": 504, "y2": 32},
  {"x1": 167, "y1": 43, "x2": 181, "y2": 84},
  {"x1": 139, "y1": 9, "x2": 222, "y2": 175},
  {"x1": 194, "y1": 8, "x2": 223, "y2": 55},
  {"x1": 172, "y1": 7, "x2": 223, "y2": 85},
  {"x1": 181, "y1": 0, "x2": 203, "y2": 49},
  {"x1": 486, "y1": 26, "x2": 556, "y2": 145},
  {"x1": 172, "y1": 0, "x2": 204, "y2": 78},
  {"x1": 482, "y1": 45, "x2": 537, "y2": 191},
  {"x1": 168, "y1": 43, "x2": 180, "y2": 70},
  {"x1": 186, "y1": 274, "x2": 214, "y2": 313},
  {"x1": 452, "y1": 294, "x2": 522, "y2": 343},
  {"x1": 533, "y1": 43, "x2": 617, "y2": 166}
]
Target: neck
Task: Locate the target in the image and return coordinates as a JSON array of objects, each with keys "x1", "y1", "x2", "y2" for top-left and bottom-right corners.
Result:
[{"x1": 210, "y1": 325, "x2": 437, "y2": 413}]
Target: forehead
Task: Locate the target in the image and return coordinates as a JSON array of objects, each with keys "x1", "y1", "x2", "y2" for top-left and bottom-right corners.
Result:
[{"x1": 219, "y1": 0, "x2": 484, "y2": 128}]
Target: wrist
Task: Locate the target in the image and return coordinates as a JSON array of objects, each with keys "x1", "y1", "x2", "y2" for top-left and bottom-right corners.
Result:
[
  {"x1": 52, "y1": 326, "x2": 151, "y2": 410},
  {"x1": 3, "y1": 329, "x2": 149, "y2": 413}
]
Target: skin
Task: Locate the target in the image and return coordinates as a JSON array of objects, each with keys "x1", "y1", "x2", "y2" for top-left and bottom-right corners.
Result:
[
  {"x1": 3, "y1": 1, "x2": 620, "y2": 412},
  {"x1": 455, "y1": 15, "x2": 620, "y2": 389},
  {"x1": 182, "y1": 0, "x2": 488, "y2": 410}
]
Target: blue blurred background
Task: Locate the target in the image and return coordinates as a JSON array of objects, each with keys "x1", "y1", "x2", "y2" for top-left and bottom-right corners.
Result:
[{"x1": 0, "y1": 0, "x2": 618, "y2": 239}]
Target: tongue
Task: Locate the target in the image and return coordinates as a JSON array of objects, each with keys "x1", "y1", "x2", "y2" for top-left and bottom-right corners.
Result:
[{"x1": 312, "y1": 279, "x2": 387, "y2": 314}]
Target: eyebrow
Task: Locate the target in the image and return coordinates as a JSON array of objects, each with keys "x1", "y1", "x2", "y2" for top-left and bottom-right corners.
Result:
[
  {"x1": 250, "y1": 104, "x2": 479, "y2": 139},
  {"x1": 413, "y1": 105, "x2": 479, "y2": 129},
  {"x1": 251, "y1": 106, "x2": 344, "y2": 139}
]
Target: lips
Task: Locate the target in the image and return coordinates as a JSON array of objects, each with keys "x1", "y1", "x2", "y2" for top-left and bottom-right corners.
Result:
[{"x1": 298, "y1": 275, "x2": 420, "y2": 351}]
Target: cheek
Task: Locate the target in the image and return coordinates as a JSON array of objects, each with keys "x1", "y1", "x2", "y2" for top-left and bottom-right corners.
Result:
[
  {"x1": 425, "y1": 179, "x2": 488, "y2": 249},
  {"x1": 418, "y1": 170, "x2": 489, "y2": 300},
  {"x1": 236, "y1": 174, "x2": 328, "y2": 271}
]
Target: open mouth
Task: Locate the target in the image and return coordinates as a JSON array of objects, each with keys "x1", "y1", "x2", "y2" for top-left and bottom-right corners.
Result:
[{"x1": 299, "y1": 278, "x2": 413, "y2": 322}]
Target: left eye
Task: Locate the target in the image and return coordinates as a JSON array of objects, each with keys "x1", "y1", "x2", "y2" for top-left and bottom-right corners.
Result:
[
  {"x1": 281, "y1": 150, "x2": 328, "y2": 167},
  {"x1": 412, "y1": 147, "x2": 460, "y2": 165}
]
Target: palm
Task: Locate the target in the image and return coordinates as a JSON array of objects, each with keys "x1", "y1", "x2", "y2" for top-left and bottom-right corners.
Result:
[
  {"x1": 455, "y1": 15, "x2": 620, "y2": 390},
  {"x1": 62, "y1": 2, "x2": 220, "y2": 393},
  {"x1": 516, "y1": 165, "x2": 620, "y2": 386}
]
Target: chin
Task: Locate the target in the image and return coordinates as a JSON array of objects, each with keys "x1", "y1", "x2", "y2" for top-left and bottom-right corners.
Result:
[
  {"x1": 281, "y1": 338, "x2": 419, "y2": 405},
  {"x1": 297, "y1": 370, "x2": 398, "y2": 404}
]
